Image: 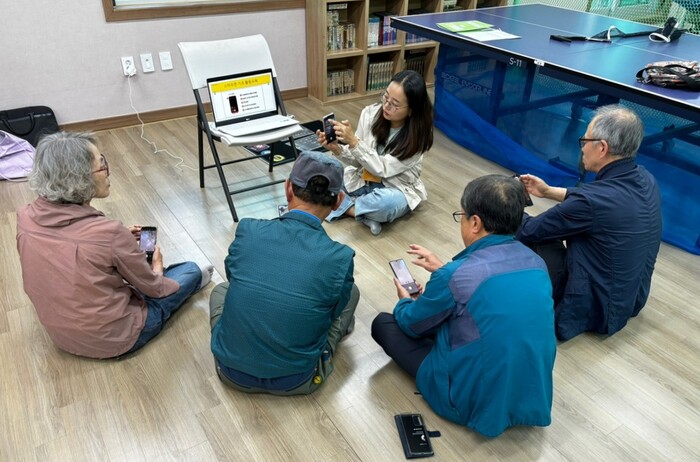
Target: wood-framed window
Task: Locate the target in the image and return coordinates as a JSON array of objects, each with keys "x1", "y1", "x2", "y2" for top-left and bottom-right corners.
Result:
[{"x1": 102, "y1": 0, "x2": 305, "y2": 22}]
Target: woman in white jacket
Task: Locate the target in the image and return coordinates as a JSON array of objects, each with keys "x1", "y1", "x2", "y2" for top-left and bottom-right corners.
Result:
[{"x1": 317, "y1": 70, "x2": 433, "y2": 235}]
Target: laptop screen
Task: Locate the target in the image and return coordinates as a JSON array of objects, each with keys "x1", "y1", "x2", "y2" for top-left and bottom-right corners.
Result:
[{"x1": 207, "y1": 69, "x2": 278, "y2": 127}]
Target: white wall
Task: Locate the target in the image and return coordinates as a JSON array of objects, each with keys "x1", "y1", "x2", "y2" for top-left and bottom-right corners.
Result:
[{"x1": 1, "y1": 1, "x2": 306, "y2": 125}]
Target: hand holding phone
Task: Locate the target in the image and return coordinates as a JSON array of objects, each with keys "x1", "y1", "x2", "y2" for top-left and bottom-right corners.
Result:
[
  {"x1": 323, "y1": 113, "x2": 337, "y2": 143},
  {"x1": 390, "y1": 259, "x2": 420, "y2": 295},
  {"x1": 512, "y1": 174, "x2": 534, "y2": 207},
  {"x1": 139, "y1": 226, "x2": 157, "y2": 264}
]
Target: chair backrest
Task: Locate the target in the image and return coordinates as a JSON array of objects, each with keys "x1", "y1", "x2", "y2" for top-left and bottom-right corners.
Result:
[{"x1": 178, "y1": 34, "x2": 278, "y2": 90}]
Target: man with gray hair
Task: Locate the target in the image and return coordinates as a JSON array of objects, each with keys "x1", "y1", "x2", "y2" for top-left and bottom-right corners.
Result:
[
  {"x1": 517, "y1": 104, "x2": 662, "y2": 341},
  {"x1": 209, "y1": 151, "x2": 359, "y2": 395}
]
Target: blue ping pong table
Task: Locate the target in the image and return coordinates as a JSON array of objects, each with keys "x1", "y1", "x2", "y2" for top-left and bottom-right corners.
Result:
[{"x1": 392, "y1": 4, "x2": 700, "y2": 254}]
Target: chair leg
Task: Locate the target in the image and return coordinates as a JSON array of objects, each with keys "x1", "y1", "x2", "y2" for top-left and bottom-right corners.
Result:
[
  {"x1": 204, "y1": 132, "x2": 239, "y2": 222},
  {"x1": 288, "y1": 135, "x2": 299, "y2": 160},
  {"x1": 197, "y1": 121, "x2": 205, "y2": 188},
  {"x1": 267, "y1": 146, "x2": 275, "y2": 173}
]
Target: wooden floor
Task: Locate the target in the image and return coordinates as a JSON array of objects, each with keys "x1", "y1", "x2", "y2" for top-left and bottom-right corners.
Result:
[{"x1": 1, "y1": 94, "x2": 699, "y2": 461}]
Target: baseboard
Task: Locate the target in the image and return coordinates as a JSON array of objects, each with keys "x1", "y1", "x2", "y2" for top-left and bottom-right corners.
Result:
[{"x1": 60, "y1": 87, "x2": 308, "y2": 132}]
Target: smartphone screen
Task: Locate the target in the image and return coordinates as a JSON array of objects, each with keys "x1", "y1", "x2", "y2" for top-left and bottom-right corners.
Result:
[
  {"x1": 139, "y1": 227, "x2": 157, "y2": 254},
  {"x1": 228, "y1": 95, "x2": 239, "y2": 114},
  {"x1": 323, "y1": 113, "x2": 337, "y2": 143},
  {"x1": 389, "y1": 259, "x2": 420, "y2": 295}
]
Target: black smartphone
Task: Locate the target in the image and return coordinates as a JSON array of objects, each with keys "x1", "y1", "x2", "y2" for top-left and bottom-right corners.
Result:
[
  {"x1": 228, "y1": 95, "x2": 239, "y2": 114},
  {"x1": 139, "y1": 226, "x2": 157, "y2": 264},
  {"x1": 511, "y1": 174, "x2": 533, "y2": 207},
  {"x1": 323, "y1": 113, "x2": 337, "y2": 143},
  {"x1": 394, "y1": 414, "x2": 434, "y2": 459},
  {"x1": 389, "y1": 259, "x2": 420, "y2": 295}
]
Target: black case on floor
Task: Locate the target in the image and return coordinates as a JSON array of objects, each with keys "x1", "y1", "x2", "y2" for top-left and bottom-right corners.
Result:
[{"x1": 394, "y1": 414, "x2": 434, "y2": 459}]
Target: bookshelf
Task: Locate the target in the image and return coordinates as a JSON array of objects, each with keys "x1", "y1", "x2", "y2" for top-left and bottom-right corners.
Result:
[{"x1": 306, "y1": 0, "x2": 497, "y2": 104}]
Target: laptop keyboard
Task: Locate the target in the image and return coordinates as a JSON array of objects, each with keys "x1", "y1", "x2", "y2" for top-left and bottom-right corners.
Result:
[
  {"x1": 284, "y1": 126, "x2": 324, "y2": 151},
  {"x1": 219, "y1": 115, "x2": 297, "y2": 137}
]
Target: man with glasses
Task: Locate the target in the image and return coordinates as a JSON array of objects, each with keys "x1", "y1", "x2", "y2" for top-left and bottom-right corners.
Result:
[
  {"x1": 516, "y1": 104, "x2": 662, "y2": 341},
  {"x1": 371, "y1": 175, "x2": 556, "y2": 438}
]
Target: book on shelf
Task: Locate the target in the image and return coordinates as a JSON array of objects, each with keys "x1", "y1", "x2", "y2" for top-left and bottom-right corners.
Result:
[
  {"x1": 372, "y1": 12, "x2": 397, "y2": 46},
  {"x1": 367, "y1": 16, "x2": 380, "y2": 47},
  {"x1": 436, "y1": 20, "x2": 493, "y2": 33},
  {"x1": 367, "y1": 60, "x2": 393, "y2": 92},
  {"x1": 403, "y1": 50, "x2": 427, "y2": 76},
  {"x1": 327, "y1": 69, "x2": 355, "y2": 97},
  {"x1": 327, "y1": 23, "x2": 356, "y2": 51},
  {"x1": 406, "y1": 9, "x2": 430, "y2": 44}
]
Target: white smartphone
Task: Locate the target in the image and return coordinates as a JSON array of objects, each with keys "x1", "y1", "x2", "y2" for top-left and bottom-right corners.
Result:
[{"x1": 389, "y1": 259, "x2": 420, "y2": 295}]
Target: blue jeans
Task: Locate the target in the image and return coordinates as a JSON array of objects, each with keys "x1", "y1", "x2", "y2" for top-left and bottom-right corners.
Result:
[
  {"x1": 126, "y1": 261, "x2": 202, "y2": 354},
  {"x1": 326, "y1": 183, "x2": 410, "y2": 223}
]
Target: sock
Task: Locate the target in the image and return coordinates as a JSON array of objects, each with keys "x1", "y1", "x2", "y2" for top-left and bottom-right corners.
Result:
[{"x1": 199, "y1": 264, "x2": 214, "y2": 290}]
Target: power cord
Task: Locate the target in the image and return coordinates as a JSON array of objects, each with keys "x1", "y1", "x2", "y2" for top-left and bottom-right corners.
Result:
[{"x1": 126, "y1": 74, "x2": 196, "y2": 172}]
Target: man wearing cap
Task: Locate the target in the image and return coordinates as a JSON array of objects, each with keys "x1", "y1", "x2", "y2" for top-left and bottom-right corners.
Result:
[{"x1": 209, "y1": 151, "x2": 359, "y2": 395}]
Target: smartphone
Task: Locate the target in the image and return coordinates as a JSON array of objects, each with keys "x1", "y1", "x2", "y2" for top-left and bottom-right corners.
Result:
[
  {"x1": 228, "y1": 95, "x2": 239, "y2": 114},
  {"x1": 278, "y1": 204, "x2": 288, "y2": 216},
  {"x1": 323, "y1": 113, "x2": 337, "y2": 143},
  {"x1": 511, "y1": 174, "x2": 534, "y2": 207},
  {"x1": 394, "y1": 414, "x2": 434, "y2": 459},
  {"x1": 139, "y1": 226, "x2": 157, "y2": 263},
  {"x1": 389, "y1": 259, "x2": 420, "y2": 295}
]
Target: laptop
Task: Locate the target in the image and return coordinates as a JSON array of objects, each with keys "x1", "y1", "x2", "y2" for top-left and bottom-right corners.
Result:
[{"x1": 206, "y1": 69, "x2": 298, "y2": 137}]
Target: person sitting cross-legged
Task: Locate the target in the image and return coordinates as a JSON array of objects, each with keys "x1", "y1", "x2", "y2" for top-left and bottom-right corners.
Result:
[
  {"x1": 372, "y1": 174, "x2": 556, "y2": 438},
  {"x1": 209, "y1": 151, "x2": 360, "y2": 395}
]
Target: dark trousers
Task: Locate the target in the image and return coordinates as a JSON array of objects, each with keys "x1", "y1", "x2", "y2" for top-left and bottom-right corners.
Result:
[
  {"x1": 529, "y1": 240, "x2": 568, "y2": 304},
  {"x1": 371, "y1": 312, "x2": 433, "y2": 378}
]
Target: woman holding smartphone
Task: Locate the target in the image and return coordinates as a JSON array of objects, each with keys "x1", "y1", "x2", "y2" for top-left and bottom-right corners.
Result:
[
  {"x1": 317, "y1": 70, "x2": 433, "y2": 235},
  {"x1": 16, "y1": 132, "x2": 213, "y2": 359}
]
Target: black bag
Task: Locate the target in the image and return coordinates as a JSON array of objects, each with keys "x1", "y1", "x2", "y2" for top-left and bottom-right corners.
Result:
[
  {"x1": 0, "y1": 106, "x2": 59, "y2": 147},
  {"x1": 636, "y1": 61, "x2": 700, "y2": 91}
]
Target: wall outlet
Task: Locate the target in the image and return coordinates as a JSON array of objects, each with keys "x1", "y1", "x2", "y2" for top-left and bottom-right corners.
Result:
[
  {"x1": 140, "y1": 53, "x2": 155, "y2": 73},
  {"x1": 158, "y1": 51, "x2": 173, "y2": 71},
  {"x1": 121, "y1": 56, "x2": 136, "y2": 76}
]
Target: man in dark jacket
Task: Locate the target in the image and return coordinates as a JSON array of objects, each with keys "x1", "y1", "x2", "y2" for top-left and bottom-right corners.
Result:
[{"x1": 517, "y1": 104, "x2": 662, "y2": 341}]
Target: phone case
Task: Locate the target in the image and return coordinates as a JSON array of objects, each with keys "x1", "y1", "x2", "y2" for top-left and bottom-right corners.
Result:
[
  {"x1": 323, "y1": 113, "x2": 336, "y2": 142},
  {"x1": 394, "y1": 414, "x2": 434, "y2": 459},
  {"x1": 389, "y1": 260, "x2": 420, "y2": 295}
]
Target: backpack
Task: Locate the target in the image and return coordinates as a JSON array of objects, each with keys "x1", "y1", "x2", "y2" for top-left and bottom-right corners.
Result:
[{"x1": 636, "y1": 61, "x2": 700, "y2": 90}]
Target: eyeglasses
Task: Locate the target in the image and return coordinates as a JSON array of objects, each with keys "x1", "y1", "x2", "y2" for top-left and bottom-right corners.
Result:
[
  {"x1": 452, "y1": 211, "x2": 467, "y2": 222},
  {"x1": 578, "y1": 137, "x2": 602, "y2": 149},
  {"x1": 381, "y1": 92, "x2": 408, "y2": 112},
  {"x1": 92, "y1": 154, "x2": 109, "y2": 176}
]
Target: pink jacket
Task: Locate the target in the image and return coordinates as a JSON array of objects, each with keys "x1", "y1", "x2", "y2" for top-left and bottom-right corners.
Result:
[{"x1": 16, "y1": 197, "x2": 179, "y2": 358}]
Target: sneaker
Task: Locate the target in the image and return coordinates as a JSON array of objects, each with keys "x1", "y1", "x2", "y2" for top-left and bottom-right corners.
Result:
[{"x1": 360, "y1": 218, "x2": 382, "y2": 236}]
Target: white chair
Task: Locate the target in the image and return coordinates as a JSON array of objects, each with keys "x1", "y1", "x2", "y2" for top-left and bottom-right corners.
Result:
[{"x1": 178, "y1": 35, "x2": 301, "y2": 222}]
